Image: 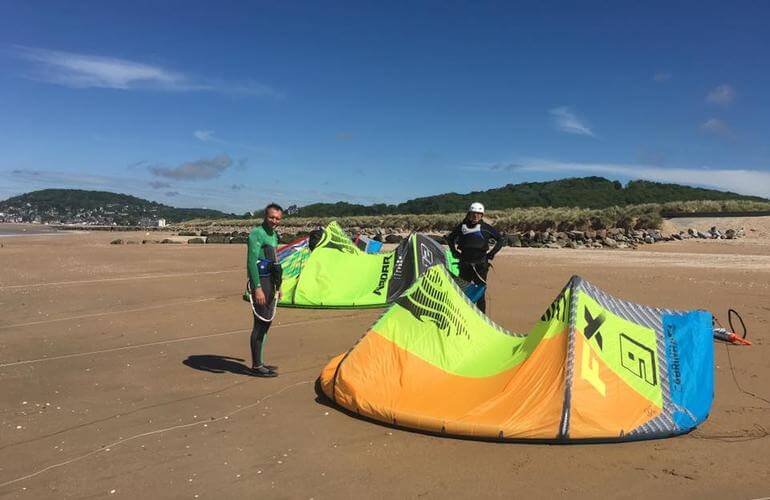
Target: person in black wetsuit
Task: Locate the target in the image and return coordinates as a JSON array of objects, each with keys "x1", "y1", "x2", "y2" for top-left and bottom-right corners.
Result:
[{"x1": 447, "y1": 202, "x2": 503, "y2": 313}]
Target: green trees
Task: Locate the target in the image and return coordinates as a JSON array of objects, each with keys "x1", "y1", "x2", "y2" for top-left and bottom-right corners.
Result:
[{"x1": 292, "y1": 177, "x2": 766, "y2": 217}]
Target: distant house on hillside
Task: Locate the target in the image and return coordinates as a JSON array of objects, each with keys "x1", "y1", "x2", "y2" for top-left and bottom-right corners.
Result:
[{"x1": 157, "y1": 218, "x2": 167, "y2": 227}]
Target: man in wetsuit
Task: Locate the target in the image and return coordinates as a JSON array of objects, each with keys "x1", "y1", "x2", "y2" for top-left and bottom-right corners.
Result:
[
  {"x1": 246, "y1": 203, "x2": 283, "y2": 377},
  {"x1": 447, "y1": 202, "x2": 503, "y2": 313}
]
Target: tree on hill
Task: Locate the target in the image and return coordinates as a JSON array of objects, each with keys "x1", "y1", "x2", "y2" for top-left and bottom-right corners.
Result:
[
  {"x1": 0, "y1": 189, "x2": 235, "y2": 223},
  {"x1": 291, "y1": 176, "x2": 766, "y2": 217}
]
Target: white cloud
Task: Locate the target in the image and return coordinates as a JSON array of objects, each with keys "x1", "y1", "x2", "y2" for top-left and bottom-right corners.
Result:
[
  {"x1": 706, "y1": 84, "x2": 735, "y2": 107},
  {"x1": 549, "y1": 107, "x2": 595, "y2": 137},
  {"x1": 10, "y1": 46, "x2": 281, "y2": 97},
  {"x1": 194, "y1": 130, "x2": 216, "y2": 142},
  {"x1": 477, "y1": 159, "x2": 769, "y2": 198},
  {"x1": 700, "y1": 118, "x2": 731, "y2": 137}
]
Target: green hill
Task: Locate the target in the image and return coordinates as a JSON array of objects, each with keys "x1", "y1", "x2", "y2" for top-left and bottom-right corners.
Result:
[
  {"x1": 0, "y1": 189, "x2": 235, "y2": 224},
  {"x1": 295, "y1": 177, "x2": 767, "y2": 216}
]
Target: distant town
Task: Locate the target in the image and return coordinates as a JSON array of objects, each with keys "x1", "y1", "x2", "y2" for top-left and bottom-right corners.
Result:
[{"x1": 0, "y1": 202, "x2": 167, "y2": 227}]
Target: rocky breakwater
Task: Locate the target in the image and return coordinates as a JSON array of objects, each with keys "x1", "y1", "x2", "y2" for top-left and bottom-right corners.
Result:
[
  {"x1": 504, "y1": 225, "x2": 745, "y2": 249},
  {"x1": 151, "y1": 224, "x2": 744, "y2": 248}
]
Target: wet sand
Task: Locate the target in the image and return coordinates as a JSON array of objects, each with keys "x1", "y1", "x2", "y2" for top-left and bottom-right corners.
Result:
[{"x1": 1, "y1": 224, "x2": 768, "y2": 499}]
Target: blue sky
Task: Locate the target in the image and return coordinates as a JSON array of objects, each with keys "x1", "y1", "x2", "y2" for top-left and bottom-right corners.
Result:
[{"x1": 1, "y1": 1, "x2": 769, "y2": 213}]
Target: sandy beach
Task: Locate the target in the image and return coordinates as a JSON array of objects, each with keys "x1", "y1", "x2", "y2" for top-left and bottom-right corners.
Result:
[{"x1": 1, "y1": 220, "x2": 768, "y2": 499}]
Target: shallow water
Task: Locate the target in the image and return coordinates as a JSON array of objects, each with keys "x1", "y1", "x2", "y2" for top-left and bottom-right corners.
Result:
[{"x1": 0, "y1": 224, "x2": 61, "y2": 236}]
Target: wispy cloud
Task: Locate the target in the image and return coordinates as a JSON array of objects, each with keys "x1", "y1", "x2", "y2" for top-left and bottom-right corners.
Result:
[
  {"x1": 700, "y1": 118, "x2": 732, "y2": 137},
  {"x1": 191, "y1": 130, "x2": 269, "y2": 157},
  {"x1": 706, "y1": 84, "x2": 735, "y2": 107},
  {"x1": 231, "y1": 184, "x2": 245, "y2": 191},
  {"x1": 148, "y1": 180, "x2": 172, "y2": 189},
  {"x1": 465, "y1": 159, "x2": 769, "y2": 198},
  {"x1": 10, "y1": 46, "x2": 281, "y2": 97},
  {"x1": 193, "y1": 130, "x2": 216, "y2": 142},
  {"x1": 653, "y1": 72, "x2": 671, "y2": 82},
  {"x1": 165, "y1": 191, "x2": 179, "y2": 197},
  {"x1": 149, "y1": 154, "x2": 233, "y2": 181},
  {"x1": 127, "y1": 160, "x2": 149, "y2": 170},
  {"x1": 549, "y1": 107, "x2": 595, "y2": 137}
]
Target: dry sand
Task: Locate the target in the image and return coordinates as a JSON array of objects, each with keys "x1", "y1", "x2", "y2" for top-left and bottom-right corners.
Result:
[{"x1": 0, "y1": 220, "x2": 768, "y2": 499}]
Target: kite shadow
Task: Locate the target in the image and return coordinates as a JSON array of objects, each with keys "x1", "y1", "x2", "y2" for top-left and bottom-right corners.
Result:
[{"x1": 183, "y1": 354, "x2": 253, "y2": 376}]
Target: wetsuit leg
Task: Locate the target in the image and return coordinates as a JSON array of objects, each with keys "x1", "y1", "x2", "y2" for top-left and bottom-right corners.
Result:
[
  {"x1": 250, "y1": 315, "x2": 272, "y2": 367},
  {"x1": 460, "y1": 262, "x2": 489, "y2": 313},
  {"x1": 248, "y1": 275, "x2": 276, "y2": 372},
  {"x1": 476, "y1": 263, "x2": 490, "y2": 313}
]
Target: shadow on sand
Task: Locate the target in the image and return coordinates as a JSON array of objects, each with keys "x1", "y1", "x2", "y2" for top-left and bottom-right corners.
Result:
[{"x1": 183, "y1": 354, "x2": 253, "y2": 376}]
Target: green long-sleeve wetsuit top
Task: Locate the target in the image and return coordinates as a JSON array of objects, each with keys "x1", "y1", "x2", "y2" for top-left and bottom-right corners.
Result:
[{"x1": 246, "y1": 223, "x2": 279, "y2": 288}]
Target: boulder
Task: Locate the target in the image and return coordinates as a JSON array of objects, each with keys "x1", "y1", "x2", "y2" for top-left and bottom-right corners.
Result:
[
  {"x1": 602, "y1": 237, "x2": 618, "y2": 248},
  {"x1": 230, "y1": 236, "x2": 248, "y2": 244},
  {"x1": 188, "y1": 237, "x2": 205, "y2": 244},
  {"x1": 110, "y1": 239, "x2": 124, "y2": 245},
  {"x1": 161, "y1": 238, "x2": 182, "y2": 244},
  {"x1": 206, "y1": 234, "x2": 229, "y2": 244},
  {"x1": 385, "y1": 234, "x2": 403, "y2": 244},
  {"x1": 508, "y1": 234, "x2": 522, "y2": 247},
  {"x1": 178, "y1": 230, "x2": 197, "y2": 236},
  {"x1": 725, "y1": 229, "x2": 736, "y2": 239}
]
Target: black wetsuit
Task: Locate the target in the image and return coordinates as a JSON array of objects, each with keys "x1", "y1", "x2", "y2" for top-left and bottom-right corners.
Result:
[{"x1": 447, "y1": 220, "x2": 503, "y2": 313}]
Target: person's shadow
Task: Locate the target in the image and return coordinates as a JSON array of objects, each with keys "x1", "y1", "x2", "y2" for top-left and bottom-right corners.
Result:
[{"x1": 183, "y1": 354, "x2": 253, "y2": 376}]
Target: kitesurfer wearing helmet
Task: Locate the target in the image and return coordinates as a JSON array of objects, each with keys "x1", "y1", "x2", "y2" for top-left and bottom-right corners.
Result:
[
  {"x1": 447, "y1": 202, "x2": 503, "y2": 313},
  {"x1": 246, "y1": 203, "x2": 284, "y2": 377}
]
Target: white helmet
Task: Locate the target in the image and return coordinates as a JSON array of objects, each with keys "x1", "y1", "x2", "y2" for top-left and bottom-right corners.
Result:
[{"x1": 469, "y1": 202, "x2": 485, "y2": 214}]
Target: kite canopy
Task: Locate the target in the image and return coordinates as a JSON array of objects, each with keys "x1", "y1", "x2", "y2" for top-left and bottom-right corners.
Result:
[
  {"x1": 279, "y1": 222, "x2": 459, "y2": 308},
  {"x1": 320, "y1": 266, "x2": 714, "y2": 442}
]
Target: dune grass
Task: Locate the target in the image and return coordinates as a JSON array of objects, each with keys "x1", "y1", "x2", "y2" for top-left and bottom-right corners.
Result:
[{"x1": 180, "y1": 200, "x2": 770, "y2": 233}]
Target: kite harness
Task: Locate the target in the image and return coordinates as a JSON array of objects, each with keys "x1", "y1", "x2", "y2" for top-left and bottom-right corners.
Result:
[
  {"x1": 713, "y1": 309, "x2": 751, "y2": 346},
  {"x1": 246, "y1": 244, "x2": 283, "y2": 322}
]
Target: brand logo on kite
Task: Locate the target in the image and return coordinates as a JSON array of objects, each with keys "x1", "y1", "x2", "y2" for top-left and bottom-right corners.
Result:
[
  {"x1": 419, "y1": 243, "x2": 434, "y2": 269},
  {"x1": 392, "y1": 254, "x2": 405, "y2": 280},
  {"x1": 373, "y1": 255, "x2": 392, "y2": 295},
  {"x1": 619, "y1": 333, "x2": 657, "y2": 386},
  {"x1": 583, "y1": 307, "x2": 605, "y2": 350},
  {"x1": 581, "y1": 305, "x2": 607, "y2": 396},
  {"x1": 665, "y1": 324, "x2": 681, "y2": 387},
  {"x1": 541, "y1": 290, "x2": 568, "y2": 322}
]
